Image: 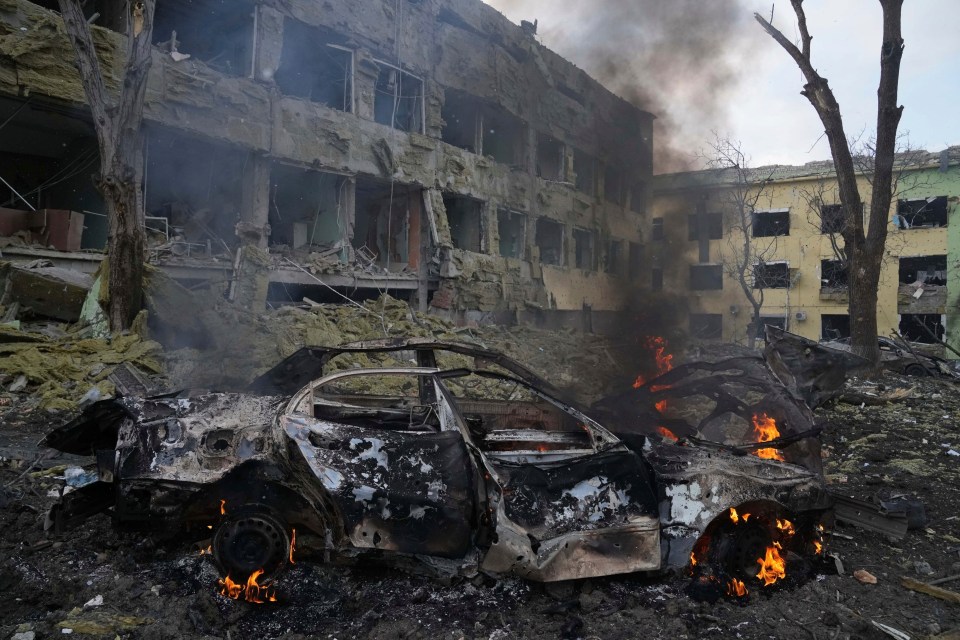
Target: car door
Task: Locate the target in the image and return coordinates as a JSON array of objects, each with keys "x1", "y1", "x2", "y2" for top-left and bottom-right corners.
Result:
[
  {"x1": 281, "y1": 369, "x2": 479, "y2": 559},
  {"x1": 436, "y1": 369, "x2": 661, "y2": 581}
]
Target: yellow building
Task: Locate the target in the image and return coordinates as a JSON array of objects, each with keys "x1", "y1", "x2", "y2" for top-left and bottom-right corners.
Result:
[{"x1": 650, "y1": 148, "x2": 960, "y2": 350}]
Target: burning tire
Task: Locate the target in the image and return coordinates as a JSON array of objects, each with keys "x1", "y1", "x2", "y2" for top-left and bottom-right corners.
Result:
[
  {"x1": 213, "y1": 507, "x2": 291, "y2": 582},
  {"x1": 688, "y1": 501, "x2": 818, "y2": 601}
]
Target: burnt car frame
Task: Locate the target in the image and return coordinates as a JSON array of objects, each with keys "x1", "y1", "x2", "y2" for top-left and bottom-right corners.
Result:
[{"x1": 44, "y1": 339, "x2": 830, "y2": 588}]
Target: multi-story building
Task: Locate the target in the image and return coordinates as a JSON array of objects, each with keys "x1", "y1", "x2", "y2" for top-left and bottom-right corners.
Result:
[
  {"x1": 650, "y1": 148, "x2": 960, "y2": 355},
  {"x1": 0, "y1": 0, "x2": 652, "y2": 328}
]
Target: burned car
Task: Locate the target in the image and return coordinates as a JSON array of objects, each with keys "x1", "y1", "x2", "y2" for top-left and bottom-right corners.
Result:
[
  {"x1": 823, "y1": 335, "x2": 958, "y2": 378},
  {"x1": 44, "y1": 339, "x2": 830, "y2": 597}
]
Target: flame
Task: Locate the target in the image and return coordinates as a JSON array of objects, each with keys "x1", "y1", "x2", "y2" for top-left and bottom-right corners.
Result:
[
  {"x1": 657, "y1": 426, "x2": 679, "y2": 442},
  {"x1": 776, "y1": 519, "x2": 795, "y2": 536},
  {"x1": 751, "y1": 412, "x2": 785, "y2": 461},
  {"x1": 199, "y1": 545, "x2": 212, "y2": 556},
  {"x1": 289, "y1": 529, "x2": 297, "y2": 564},
  {"x1": 633, "y1": 336, "x2": 674, "y2": 388},
  {"x1": 729, "y1": 507, "x2": 740, "y2": 524},
  {"x1": 727, "y1": 578, "x2": 749, "y2": 597},
  {"x1": 756, "y1": 545, "x2": 787, "y2": 586},
  {"x1": 217, "y1": 570, "x2": 277, "y2": 603},
  {"x1": 689, "y1": 551, "x2": 697, "y2": 567},
  {"x1": 813, "y1": 540, "x2": 823, "y2": 554},
  {"x1": 219, "y1": 499, "x2": 227, "y2": 515}
]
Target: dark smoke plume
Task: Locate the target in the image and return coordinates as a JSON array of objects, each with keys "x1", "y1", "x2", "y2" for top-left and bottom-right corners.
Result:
[{"x1": 489, "y1": 0, "x2": 763, "y2": 173}]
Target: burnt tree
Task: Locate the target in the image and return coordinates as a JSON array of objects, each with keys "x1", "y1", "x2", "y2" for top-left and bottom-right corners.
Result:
[
  {"x1": 57, "y1": 0, "x2": 155, "y2": 331},
  {"x1": 756, "y1": 1, "x2": 904, "y2": 364}
]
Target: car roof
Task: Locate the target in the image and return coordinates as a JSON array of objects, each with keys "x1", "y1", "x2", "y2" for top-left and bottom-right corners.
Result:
[{"x1": 247, "y1": 338, "x2": 561, "y2": 397}]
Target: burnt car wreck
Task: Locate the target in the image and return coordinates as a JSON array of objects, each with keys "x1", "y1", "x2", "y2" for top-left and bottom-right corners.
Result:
[{"x1": 43, "y1": 339, "x2": 831, "y2": 599}]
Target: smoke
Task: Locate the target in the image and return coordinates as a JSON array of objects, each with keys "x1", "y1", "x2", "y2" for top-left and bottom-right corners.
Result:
[{"x1": 487, "y1": 0, "x2": 764, "y2": 173}]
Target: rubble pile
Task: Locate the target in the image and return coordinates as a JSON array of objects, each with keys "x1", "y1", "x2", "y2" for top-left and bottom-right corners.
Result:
[
  {"x1": 163, "y1": 293, "x2": 633, "y2": 403},
  {"x1": 0, "y1": 324, "x2": 162, "y2": 411}
]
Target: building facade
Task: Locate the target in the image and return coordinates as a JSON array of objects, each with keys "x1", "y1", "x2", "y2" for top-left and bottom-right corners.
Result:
[
  {"x1": 0, "y1": 0, "x2": 652, "y2": 327},
  {"x1": 650, "y1": 148, "x2": 960, "y2": 355}
]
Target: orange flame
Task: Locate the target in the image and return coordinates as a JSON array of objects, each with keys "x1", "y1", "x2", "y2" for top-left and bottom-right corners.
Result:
[
  {"x1": 727, "y1": 578, "x2": 749, "y2": 598},
  {"x1": 219, "y1": 499, "x2": 227, "y2": 515},
  {"x1": 217, "y1": 570, "x2": 277, "y2": 603},
  {"x1": 813, "y1": 540, "x2": 823, "y2": 554},
  {"x1": 657, "y1": 426, "x2": 679, "y2": 442},
  {"x1": 199, "y1": 545, "x2": 212, "y2": 556},
  {"x1": 289, "y1": 529, "x2": 297, "y2": 565},
  {"x1": 751, "y1": 412, "x2": 785, "y2": 461},
  {"x1": 729, "y1": 507, "x2": 740, "y2": 524},
  {"x1": 756, "y1": 545, "x2": 787, "y2": 586},
  {"x1": 776, "y1": 518, "x2": 795, "y2": 536},
  {"x1": 689, "y1": 551, "x2": 697, "y2": 567},
  {"x1": 633, "y1": 336, "x2": 674, "y2": 389}
]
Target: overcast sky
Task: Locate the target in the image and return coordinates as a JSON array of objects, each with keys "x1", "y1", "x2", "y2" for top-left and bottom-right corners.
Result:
[{"x1": 484, "y1": 0, "x2": 960, "y2": 171}]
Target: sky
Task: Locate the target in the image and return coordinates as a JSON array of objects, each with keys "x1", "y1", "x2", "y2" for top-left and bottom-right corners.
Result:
[{"x1": 483, "y1": 0, "x2": 960, "y2": 171}]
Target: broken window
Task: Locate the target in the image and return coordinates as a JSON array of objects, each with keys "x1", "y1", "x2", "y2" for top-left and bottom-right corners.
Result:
[
  {"x1": 628, "y1": 242, "x2": 642, "y2": 279},
  {"x1": 441, "y1": 89, "x2": 480, "y2": 153},
  {"x1": 440, "y1": 93, "x2": 526, "y2": 166},
  {"x1": 604, "y1": 165, "x2": 624, "y2": 206},
  {"x1": 895, "y1": 196, "x2": 948, "y2": 229},
  {"x1": 821, "y1": 314, "x2": 850, "y2": 341},
  {"x1": 573, "y1": 149, "x2": 597, "y2": 196},
  {"x1": 0, "y1": 97, "x2": 105, "y2": 248},
  {"x1": 353, "y1": 177, "x2": 423, "y2": 271},
  {"x1": 652, "y1": 217, "x2": 664, "y2": 241},
  {"x1": 536, "y1": 134, "x2": 564, "y2": 181},
  {"x1": 497, "y1": 209, "x2": 526, "y2": 259},
  {"x1": 687, "y1": 213, "x2": 723, "y2": 241},
  {"x1": 481, "y1": 107, "x2": 526, "y2": 167},
  {"x1": 443, "y1": 194, "x2": 484, "y2": 252},
  {"x1": 651, "y1": 267, "x2": 663, "y2": 291},
  {"x1": 269, "y1": 165, "x2": 349, "y2": 251},
  {"x1": 275, "y1": 21, "x2": 353, "y2": 111},
  {"x1": 535, "y1": 218, "x2": 564, "y2": 266},
  {"x1": 630, "y1": 181, "x2": 647, "y2": 215},
  {"x1": 899, "y1": 313, "x2": 945, "y2": 343},
  {"x1": 572, "y1": 228, "x2": 596, "y2": 270},
  {"x1": 153, "y1": 0, "x2": 255, "y2": 77},
  {"x1": 605, "y1": 240, "x2": 623, "y2": 275},
  {"x1": 820, "y1": 259, "x2": 848, "y2": 289},
  {"x1": 755, "y1": 316, "x2": 787, "y2": 340},
  {"x1": 690, "y1": 314, "x2": 722, "y2": 340},
  {"x1": 899, "y1": 255, "x2": 947, "y2": 285},
  {"x1": 754, "y1": 262, "x2": 790, "y2": 289},
  {"x1": 690, "y1": 265, "x2": 722, "y2": 290},
  {"x1": 144, "y1": 128, "x2": 247, "y2": 254},
  {"x1": 820, "y1": 204, "x2": 845, "y2": 234},
  {"x1": 374, "y1": 62, "x2": 424, "y2": 133},
  {"x1": 752, "y1": 208, "x2": 790, "y2": 237}
]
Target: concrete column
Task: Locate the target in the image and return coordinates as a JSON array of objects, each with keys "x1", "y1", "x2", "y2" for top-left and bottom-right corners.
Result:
[{"x1": 238, "y1": 153, "x2": 271, "y2": 248}]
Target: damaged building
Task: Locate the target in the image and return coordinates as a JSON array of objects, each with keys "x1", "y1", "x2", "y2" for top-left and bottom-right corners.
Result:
[
  {"x1": 0, "y1": 0, "x2": 652, "y2": 328},
  {"x1": 650, "y1": 148, "x2": 960, "y2": 356}
]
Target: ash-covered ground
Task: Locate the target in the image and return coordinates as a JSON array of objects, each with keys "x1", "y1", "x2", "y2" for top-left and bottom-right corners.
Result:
[{"x1": 1, "y1": 347, "x2": 959, "y2": 639}]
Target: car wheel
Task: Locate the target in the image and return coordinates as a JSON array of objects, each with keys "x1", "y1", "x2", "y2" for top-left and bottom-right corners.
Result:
[
  {"x1": 213, "y1": 507, "x2": 291, "y2": 581},
  {"x1": 904, "y1": 363, "x2": 929, "y2": 377}
]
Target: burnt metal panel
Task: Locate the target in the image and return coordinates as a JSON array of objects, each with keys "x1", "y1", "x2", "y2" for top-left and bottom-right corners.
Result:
[{"x1": 283, "y1": 414, "x2": 477, "y2": 558}]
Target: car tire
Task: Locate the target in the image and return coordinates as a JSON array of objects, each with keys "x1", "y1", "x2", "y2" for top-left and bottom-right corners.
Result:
[
  {"x1": 213, "y1": 506, "x2": 291, "y2": 581},
  {"x1": 904, "y1": 364, "x2": 929, "y2": 377}
]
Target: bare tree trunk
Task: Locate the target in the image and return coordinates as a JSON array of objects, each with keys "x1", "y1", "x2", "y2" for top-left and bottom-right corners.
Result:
[
  {"x1": 58, "y1": 0, "x2": 155, "y2": 331},
  {"x1": 756, "y1": 0, "x2": 904, "y2": 365}
]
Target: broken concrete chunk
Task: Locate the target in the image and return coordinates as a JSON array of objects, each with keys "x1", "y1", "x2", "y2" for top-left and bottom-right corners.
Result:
[
  {"x1": 1, "y1": 262, "x2": 93, "y2": 322},
  {"x1": 854, "y1": 569, "x2": 878, "y2": 584}
]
